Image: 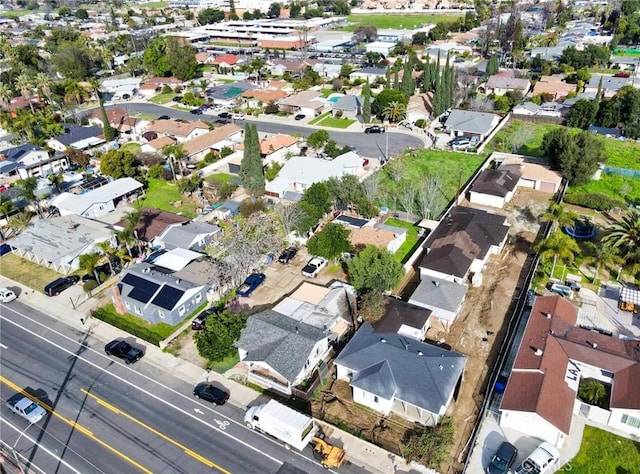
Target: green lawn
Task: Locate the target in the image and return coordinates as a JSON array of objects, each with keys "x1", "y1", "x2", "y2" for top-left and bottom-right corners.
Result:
[
  {"x1": 564, "y1": 425, "x2": 640, "y2": 474},
  {"x1": 602, "y1": 138, "x2": 640, "y2": 170},
  {"x1": 377, "y1": 149, "x2": 487, "y2": 219},
  {"x1": 207, "y1": 353, "x2": 240, "y2": 374},
  {"x1": 343, "y1": 13, "x2": 461, "y2": 31},
  {"x1": 140, "y1": 178, "x2": 198, "y2": 218},
  {"x1": 487, "y1": 120, "x2": 566, "y2": 158},
  {"x1": 91, "y1": 304, "x2": 178, "y2": 346},
  {"x1": 385, "y1": 218, "x2": 421, "y2": 263},
  {"x1": 0, "y1": 254, "x2": 63, "y2": 293},
  {"x1": 320, "y1": 88, "x2": 335, "y2": 98},
  {"x1": 205, "y1": 173, "x2": 235, "y2": 185},
  {"x1": 132, "y1": 1, "x2": 169, "y2": 8},
  {"x1": 120, "y1": 142, "x2": 141, "y2": 155},
  {"x1": 309, "y1": 112, "x2": 331, "y2": 125},
  {"x1": 568, "y1": 174, "x2": 640, "y2": 203},
  {"x1": 150, "y1": 92, "x2": 175, "y2": 104},
  {"x1": 315, "y1": 115, "x2": 356, "y2": 129}
]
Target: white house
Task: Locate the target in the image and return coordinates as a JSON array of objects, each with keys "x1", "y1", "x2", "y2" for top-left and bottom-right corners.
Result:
[
  {"x1": 468, "y1": 168, "x2": 521, "y2": 209},
  {"x1": 0, "y1": 144, "x2": 68, "y2": 180},
  {"x1": 101, "y1": 77, "x2": 141, "y2": 99},
  {"x1": 334, "y1": 323, "x2": 466, "y2": 425}
]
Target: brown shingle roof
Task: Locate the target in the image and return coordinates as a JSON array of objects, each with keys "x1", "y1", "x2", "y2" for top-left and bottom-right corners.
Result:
[
  {"x1": 181, "y1": 124, "x2": 241, "y2": 156},
  {"x1": 242, "y1": 89, "x2": 289, "y2": 102},
  {"x1": 146, "y1": 135, "x2": 176, "y2": 151},
  {"x1": 117, "y1": 208, "x2": 189, "y2": 242},
  {"x1": 146, "y1": 119, "x2": 210, "y2": 138}
]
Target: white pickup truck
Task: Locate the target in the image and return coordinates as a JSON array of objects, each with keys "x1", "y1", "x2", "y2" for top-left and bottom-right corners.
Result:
[
  {"x1": 513, "y1": 442, "x2": 560, "y2": 474},
  {"x1": 6, "y1": 395, "x2": 47, "y2": 424}
]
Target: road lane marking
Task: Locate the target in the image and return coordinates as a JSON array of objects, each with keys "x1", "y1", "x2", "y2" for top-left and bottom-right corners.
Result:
[
  {"x1": 0, "y1": 343, "x2": 8, "y2": 349},
  {"x1": 0, "y1": 375, "x2": 152, "y2": 474},
  {"x1": 0, "y1": 311, "x2": 283, "y2": 465},
  {"x1": 81, "y1": 389, "x2": 230, "y2": 473}
]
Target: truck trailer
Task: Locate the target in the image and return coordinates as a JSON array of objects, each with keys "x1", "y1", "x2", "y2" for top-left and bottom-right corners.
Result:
[{"x1": 244, "y1": 400, "x2": 315, "y2": 451}]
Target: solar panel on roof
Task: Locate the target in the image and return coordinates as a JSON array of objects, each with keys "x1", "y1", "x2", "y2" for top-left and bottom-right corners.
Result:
[
  {"x1": 122, "y1": 273, "x2": 160, "y2": 303},
  {"x1": 151, "y1": 286, "x2": 185, "y2": 310}
]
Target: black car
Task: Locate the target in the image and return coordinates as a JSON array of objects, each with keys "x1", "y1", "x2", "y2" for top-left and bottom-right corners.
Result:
[
  {"x1": 486, "y1": 441, "x2": 518, "y2": 474},
  {"x1": 278, "y1": 246, "x2": 297, "y2": 264},
  {"x1": 218, "y1": 112, "x2": 232, "y2": 119},
  {"x1": 364, "y1": 125, "x2": 385, "y2": 134},
  {"x1": 192, "y1": 308, "x2": 219, "y2": 330},
  {"x1": 172, "y1": 95, "x2": 183, "y2": 103},
  {"x1": 44, "y1": 275, "x2": 80, "y2": 296},
  {"x1": 158, "y1": 115, "x2": 171, "y2": 120},
  {"x1": 190, "y1": 108, "x2": 203, "y2": 115},
  {"x1": 294, "y1": 113, "x2": 306, "y2": 120},
  {"x1": 193, "y1": 383, "x2": 229, "y2": 405},
  {"x1": 215, "y1": 118, "x2": 231, "y2": 125},
  {"x1": 104, "y1": 340, "x2": 144, "y2": 364}
]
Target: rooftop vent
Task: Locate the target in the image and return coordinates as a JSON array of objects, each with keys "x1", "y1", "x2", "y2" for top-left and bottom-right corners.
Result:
[
  {"x1": 380, "y1": 338, "x2": 387, "y2": 343},
  {"x1": 592, "y1": 342, "x2": 598, "y2": 349},
  {"x1": 433, "y1": 281, "x2": 440, "y2": 287},
  {"x1": 417, "y1": 351, "x2": 423, "y2": 356},
  {"x1": 545, "y1": 313, "x2": 552, "y2": 319},
  {"x1": 439, "y1": 364, "x2": 443, "y2": 370},
  {"x1": 534, "y1": 348, "x2": 543, "y2": 356},
  {"x1": 175, "y1": 279, "x2": 181, "y2": 284}
]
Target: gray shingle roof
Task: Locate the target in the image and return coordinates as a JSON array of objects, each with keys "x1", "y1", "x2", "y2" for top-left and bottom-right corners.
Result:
[
  {"x1": 373, "y1": 298, "x2": 431, "y2": 335},
  {"x1": 444, "y1": 109, "x2": 500, "y2": 135},
  {"x1": 159, "y1": 221, "x2": 221, "y2": 250},
  {"x1": 335, "y1": 323, "x2": 466, "y2": 413},
  {"x1": 470, "y1": 169, "x2": 521, "y2": 197},
  {"x1": 236, "y1": 310, "x2": 328, "y2": 383},
  {"x1": 53, "y1": 125, "x2": 103, "y2": 146},
  {"x1": 332, "y1": 95, "x2": 362, "y2": 112},
  {"x1": 409, "y1": 277, "x2": 468, "y2": 313}
]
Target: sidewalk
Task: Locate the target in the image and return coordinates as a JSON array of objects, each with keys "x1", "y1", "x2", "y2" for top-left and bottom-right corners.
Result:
[{"x1": 0, "y1": 276, "x2": 434, "y2": 474}]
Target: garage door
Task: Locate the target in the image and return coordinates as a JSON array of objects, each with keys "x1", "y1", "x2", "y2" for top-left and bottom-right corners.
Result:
[{"x1": 540, "y1": 181, "x2": 557, "y2": 193}]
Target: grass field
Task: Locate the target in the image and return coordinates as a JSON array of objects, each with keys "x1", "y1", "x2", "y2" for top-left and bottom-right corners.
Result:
[
  {"x1": 602, "y1": 138, "x2": 640, "y2": 170},
  {"x1": 208, "y1": 353, "x2": 240, "y2": 373},
  {"x1": 314, "y1": 115, "x2": 356, "y2": 129},
  {"x1": 140, "y1": 179, "x2": 198, "y2": 218},
  {"x1": 150, "y1": 92, "x2": 175, "y2": 105},
  {"x1": 1, "y1": 9, "x2": 33, "y2": 18},
  {"x1": 309, "y1": 112, "x2": 331, "y2": 125},
  {"x1": 132, "y1": 1, "x2": 169, "y2": 8},
  {"x1": 343, "y1": 13, "x2": 461, "y2": 31},
  {"x1": 377, "y1": 149, "x2": 486, "y2": 218},
  {"x1": 385, "y1": 217, "x2": 421, "y2": 263},
  {"x1": 565, "y1": 425, "x2": 640, "y2": 474},
  {"x1": 567, "y1": 174, "x2": 640, "y2": 203},
  {"x1": 205, "y1": 173, "x2": 235, "y2": 185},
  {"x1": 488, "y1": 120, "x2": 565, "y2": 158},
  {"x1": 320, "y1": 88, "x2": 335, "y2": 98},
  {"x1": 92, "y1": 304, "x2": 177, "y2": 346},
  {"x1": 120, "y1": 142, "x2": 141, "y2": 155},
  {"x1": 0, "y1": 254, "x2": 63, "y2": 293}
]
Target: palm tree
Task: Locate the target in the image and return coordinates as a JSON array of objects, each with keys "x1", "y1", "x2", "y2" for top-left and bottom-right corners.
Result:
[
  {"x1": 8, "y1": 211, "x2": 32, "y2": 235},
  {"x1": 381, "y1": 101, "x2": 406, "y2": 124},
  {"x1": 15, "y1": 73, "x2": 35, "y2": 113},
  {"x1": 0, "y1": 196, "x2": 13, "y2": 240},
  {"x1": 534, "y1": 231, "x2": 580, "y2": 279},
  {"x1": 122, "y1": 209, "x2": 143, "y2": 254},
  {"x1": 63, "y1": 80, "x2": 90, "y2": 106},
  {"x1": 48, "y1": 172, "x2": 64, "y2": 194},
  {"x1": 16, "y1": 176, "x2": 43, "y2": 218},
  {"x1": 162, "y1": 144, "x2": 187, "y2": 180},
  {"x1": 602, "y1": 209, "x2": 640, "y2": 255},
  {"x1": 0, "y1": 83, "x2": 13, "y2": 108},
  {"x1": 581, "y1": 242, "x2": 623, "y2": 283},
  {"x1": 78, "y1": 252, "x2": 102, "y2": 283},
  {"x1": 116, "y1": 227, "x2": 136, "y2": 258},
  {"x1": 34, "y1": 72, "x2": 52, "y2": 105},
  {"x1": 96, "y1": 239, "x2": 117, "y2": 275},
  {"x1": 578, "y1": 379, "x2": 606, "y2": 406},
  {"x1": 542, "y1": 203, "x2": 578, "y2": 231}
]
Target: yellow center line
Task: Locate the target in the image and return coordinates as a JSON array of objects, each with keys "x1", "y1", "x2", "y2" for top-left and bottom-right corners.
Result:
[
  {"x1": 81, "y1": 388, "x2": 230, "y2": 474},
  {"x1": 0, "y1": 375, "x2": 152, "y2": 474}
]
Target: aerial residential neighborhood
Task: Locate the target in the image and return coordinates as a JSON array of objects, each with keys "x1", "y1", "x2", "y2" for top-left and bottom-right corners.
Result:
[{"x1": 0, "y1": 0, "x2": 639, "y2": 473}]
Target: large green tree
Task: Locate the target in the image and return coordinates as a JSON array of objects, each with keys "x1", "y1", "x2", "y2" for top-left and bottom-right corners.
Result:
[
  {"x1": 195, "y1": 309, "x2": 247, "y2": 362},
  {"x1": 51, "y1": 42, "x2": 93, "y2": 80},
  {"x1": 567, "y1": 99, "x2": 598, "y2": 129},
  {"x1": 347, "y1": 245, "x2": 403, "y2": 293},
  {"x1": 372, "y1": 89, "x2": 408, "y2": 120},
  {"x1": 534, "y1": 231, "x2": 580, "y2": 279},
  {"x1": 540, "y1": 129, "x2": 603, "y2": 186},
  {"x1": 100, "y1": 149, "x2": 138, "y2": 179},
  {"x1": 197, "y1": 8, "x2": 225, "y2": 24},
  {"x1": 142, "y1": 37, "x2": 171, "y2": 77},
  {"x1": 362, "y1": 81, "x2": 371, "y2": 123},
  {"x1": 306, "y1": 222, "x2": 351, "y2": 260},
  {"x1": 239, "y1": 123, "x2": 265, "y2": 197},
  {"x1": 165, "y1": 37, "x2": 198, "y2": 81},
  {"x1": 301, "y1": 182, "x2": 332, "y2": 219}
]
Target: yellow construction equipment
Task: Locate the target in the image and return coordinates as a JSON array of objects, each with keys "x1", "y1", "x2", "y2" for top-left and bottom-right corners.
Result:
[{"x1": 310, "y1": 435, "x2": 347, "y2": 469}]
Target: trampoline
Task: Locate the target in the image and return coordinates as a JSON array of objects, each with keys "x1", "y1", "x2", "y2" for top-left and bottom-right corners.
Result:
[{"x1": 564, "y1": 218, "x2": 595, "y2": 240}]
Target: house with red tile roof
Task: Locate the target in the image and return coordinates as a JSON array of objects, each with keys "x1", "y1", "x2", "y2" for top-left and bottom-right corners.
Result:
[
  {"x1": 238, "y1": 134, "x2": 300, "y2": 164},
  {"x1": 212, "y1": 54, "x2": 239, "y2": 71},
  {"x1": 181, "y1": 124, "x2": 243, "y2": 162},
  {"x1": 500, "y1": 295, "x2": 640, "y2": 447},
  {"x1": 145, "y1": 119, "x2": 210, "y2": 143}
]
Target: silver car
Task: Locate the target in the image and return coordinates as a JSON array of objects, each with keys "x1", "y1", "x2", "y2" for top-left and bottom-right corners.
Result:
[{"x1": 6, "y1": 396, "x2": 47, "y2": 423}]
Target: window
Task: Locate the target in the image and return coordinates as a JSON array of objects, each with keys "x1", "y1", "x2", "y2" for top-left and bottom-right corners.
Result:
[
  {"x1": 373, "y1": 395, "x2": 379, "y2": 403},
  {"x1": 158, "y1": 310, "x2": 165, "y2": 319},
  {"x1": 621, "y1": 414, "x2": 640, "y2": 428},
  {"x1": 195, "y1": 293, "x2": 202, "y2": 303},
  {"x1": 124, "y1": 301, "x2": 130, "y2": 310},
  {"x1": 179, "y1": 306, "x2": 186, "y2": 316},
  {"x1": 134, "y1": 306, "x2": 142, "y2": 315}
]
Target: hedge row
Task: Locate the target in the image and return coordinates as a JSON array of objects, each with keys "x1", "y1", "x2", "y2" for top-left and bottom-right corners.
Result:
[
  {"x1": 564, "y1": 193, "x2": 626, "y2": 211},
  {"x1": 90, "y1": 305, "x2": 176, "y2": 346}
]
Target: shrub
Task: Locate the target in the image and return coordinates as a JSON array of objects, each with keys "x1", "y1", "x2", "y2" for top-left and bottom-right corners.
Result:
[
  {"x1": 91, "y1": 304, "x2": 176, "y2": 346},
  {"x1": 564, "y1": 193, "x2": 626, "y2": 211},
  {"x1": 83, "y1": 280, "x2": 98, "y2": 293},
  {"x1": 264, "y1": 102, "x2": 279, "y2": 114},
  {"x1": 161, "y1": 85, "x2": 172, "y2": 94},
  {"x1": 148, "y1": 163, "x2": 165, "y2": 179},
  {"x1": 415, "y1": 119, "x2": 426, "y2": 128}
]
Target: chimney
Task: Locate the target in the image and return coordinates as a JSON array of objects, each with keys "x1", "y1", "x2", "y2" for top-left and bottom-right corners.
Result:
[
  {"x1": 545, "y1": 313, "x2": 552, "y2": 319},
  {"x1": 534, "y1": 348, "x2": 543, "y2": 356}
]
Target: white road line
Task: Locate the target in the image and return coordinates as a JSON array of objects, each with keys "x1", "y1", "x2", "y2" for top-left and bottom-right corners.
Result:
[
  {"x1": 1, "y1": 419, "x2": 82, "y2": 474},
  {"x1": 0, "y1": 343, "x2": 8, "y2": 349},
  {"x1": 0, "y1": 310, "x2": 283, "y2": 465}
]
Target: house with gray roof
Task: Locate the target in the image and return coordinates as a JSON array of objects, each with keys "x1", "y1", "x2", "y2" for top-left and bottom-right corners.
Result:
[
  {"x1": 236, "y1": 309, "x2": 331, "y2": 395},
  {"x1": 47, "y1": 125, "x2": 105, "y2": 152},
  {"x1": 483, "y1": 74, "x2": 531, "y2": 96},
  {"x1": 0, "y1": 144, "x2": 69, "y2": 181},
  {"x1": 9, "y1": 215, "x2": 116, "y2": 274},
  {"x1": 444, "y1": 110, "x2": 501, "y2": 140},
  {"x1": 334, "y1": 323, "x2": 466, "y2": 425},
  {"x1": 113, "y1": 262, "x2": 208, "y2": 325},
  {"x1": 468, "y1": 168, "x2": 521, "y2": 208},
  {"x1": 373, "y1": 298, "x2": 432, "y2": 341},
  {"x1": 152, "y1": 221, "x2": 222, "y2": 251},
  {"x1": 331, "y1": 95, "x2": 362, "y2": 119},
  {"x1": 350, "y1": 67, "x2": 387, "y2": 83},
  {"x1": 584, "y1": 74, "x2": 636, "y2": 98},
  {"x1": 408, "y1": 276, "x2": 468, "y2": 330}
]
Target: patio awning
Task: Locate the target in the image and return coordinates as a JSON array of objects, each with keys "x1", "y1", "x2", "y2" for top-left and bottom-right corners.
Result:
[{"x1": 620, "y1": 287, "x2": 640, "y2": 305}]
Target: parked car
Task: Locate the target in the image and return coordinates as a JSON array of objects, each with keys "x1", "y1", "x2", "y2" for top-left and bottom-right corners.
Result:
[
  {"x1": 294, "y1": 114, "x2": 306, "y2": 120},
  {"x1": 190, "y1": 108, "x2": 203, "y2": 115},
  {"x1": 448, "y1": 137, "x2": 470, "y2": 149},
  {"x1": 237, "y1": 273, "x2": 266, "y2": 297},
  {"x1": 513, "y1": 442, "x2": 559, "y2": 474},
  {"x1": 44, "y1": 275, "x2": 80, "y2": 296},
  {"x1": 0, "y1": 287, "x2": 17, "y2": 303},
  {"x1": 278, "y1": 246, "x2": 298, "y2": 264},
  {"x1": 158, "y1": 115, "x2": 171, "y2": 120},
  {"x1": 218, "y1": 112, "x2": 232, "y2": 119},
  {"x1": 302, "y1": 257, "x2": 327, "y2": 278},
  {"x1": 486, "y1": 441, "x2": 518, "y2": 474},
  {"x1": 192, "y1": 308, "x2": 219, "y2": 330},
  {"x1": 0, "y1": 184, "x2": 9, "y2": 192},
  {"x1": 364, "y1": 125, "x2": 385, "y2": 134},
  {"x1": 232, "y1": 113, "x2": 245, "y2": 120},
  {"x1": 193, "y1": 383, "x2": 229, "y2": 405},
  {"x1": 172, "y1": 95, "x2": 183, "y2": 103},
  {"x1": 104, "y1": 340, "x2": 144, "y2": 364},
  {"x1": 6, "y1": 394, "x2": 47, "y2": 423}
]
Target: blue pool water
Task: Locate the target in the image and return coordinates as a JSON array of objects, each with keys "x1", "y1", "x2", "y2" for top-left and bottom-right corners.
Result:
[{"x1": 328, "y1": 96, "x2": 342, "y2": 103}]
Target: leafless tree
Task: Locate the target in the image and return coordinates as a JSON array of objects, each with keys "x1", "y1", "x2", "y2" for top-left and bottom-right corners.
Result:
[
  {"x1": 273, "y1": 202, "x2": 303, "y2": 239},
  {"x1": 416, "y1": 176, "x2": 445, "y2": 220},
  {"x1": 469, "y1": 97, "x2": 495, "y2": 112},
  {"x1": 386, "y1": 159, "x2": 407, "y2": 184},
  {"x1": 362, "y1": 174, "x2": 380, "y2": 204},
  {"x1": 455, "y1": 72, "x2": 476, "y2": 105},
  {"x1": 398, "y1": 182, "x2": 416, "y2": 216},
  {"x1": 510, "y1": 123, "x2": 534, "y2": 153}
]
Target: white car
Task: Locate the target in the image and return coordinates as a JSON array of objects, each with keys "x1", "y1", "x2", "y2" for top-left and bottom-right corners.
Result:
[
  {"x1": 0, "y1": 287, "x2": 16, "y2": 303},
  {"x1": 232, "y1": 113, "x2": 245, "y2": 120},
  {"x1": 6, "y1": 396, "x2": 47, "y2": 424},
  {"x1": 513, "y1": 442, "x2": 559, "y2": 474},
  {"x1": 301, "y1": 257, "x2": 327, "y2": 278}
]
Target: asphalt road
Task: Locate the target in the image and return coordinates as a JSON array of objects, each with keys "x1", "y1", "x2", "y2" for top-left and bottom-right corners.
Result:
[
  {"x1": 0, "y1": 301, "x2": 364, "y2": 474},
  {"x1": 97, "y1": 102, "x2": 424, "y2": 159}
]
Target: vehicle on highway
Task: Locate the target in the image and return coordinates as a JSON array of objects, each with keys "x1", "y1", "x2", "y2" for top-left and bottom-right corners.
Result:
[
  {"x1": 214, "y1": 118, "x2": 231, "y2": 125},
  {"x1": 0, "y1": 287, "x2": 17, "y2": 303},
  {"x1": 232, "y1": 113, "x2": 245, "y2": 120},
  {"x1": 193, "y1": 383, "x2": 229, "y2": 405},
  {"x1": 6, "y1": 395, "x2": 47, "y2": 423},
  {"x1": 302, "y1": 257, "x2": 327, "y2": 278},
  {"x1": 364, "y1": 125, "x2": 385, "y2": 134},
  {"x1": 486, "y1": 441, "x2": 518, "y2": 474},
  {"x1": 294, "y1": 114, "x2": 306, "y2": 120},
  {"x1": 104, "y1": 340, "x2": 144, "y2": 364},
  {"x1": 191, "y1": 307, "x2": 219, "y2": 330},
  {"x1": 278, "y1": 246, "x2": 297, "y2": 264},
  {"x1": 513, "y1": 442, "x2": 559, "y2": 474},
  {"x1": 237, "y1": 273, "x2": 266, "y2": 297},
  {"x1": 244, "y1": 400, "x2": 315, "y2": 451},
  {"x1": 44, "y1": 275, "x2": 80, "y2": 296}
]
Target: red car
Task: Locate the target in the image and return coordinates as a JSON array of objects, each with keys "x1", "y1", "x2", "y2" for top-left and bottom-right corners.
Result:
[{"x1": 0, "y1": 184, "x2": 9, "y2": 193}]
